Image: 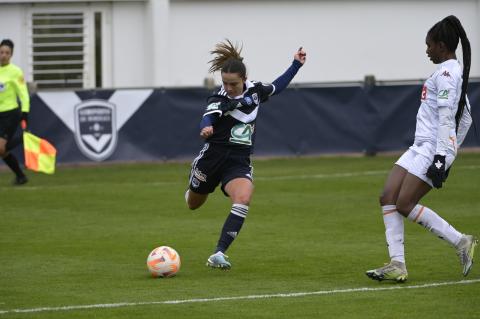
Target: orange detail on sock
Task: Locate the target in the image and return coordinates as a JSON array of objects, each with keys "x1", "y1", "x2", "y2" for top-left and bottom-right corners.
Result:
[
  {"x1": 383, "y1": 209, "x2": 397, "y2": 215},
  {"x1": 413, "y1": 206, "x2": 425, "y2": 222}
]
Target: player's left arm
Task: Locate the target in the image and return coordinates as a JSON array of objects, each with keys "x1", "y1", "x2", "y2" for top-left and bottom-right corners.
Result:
[
  {"x1": 268, "y1": 47, "x2": 306, "y2": 97},
  {"x1": 223, "y1": 47, "x2": 306, "y2": 111},
  {"x1": 457, "y1": 96, "x2": 473, "y2": 147},
  {"x1": 427, "y1": 70, "x2": 458, "y2": 188}
]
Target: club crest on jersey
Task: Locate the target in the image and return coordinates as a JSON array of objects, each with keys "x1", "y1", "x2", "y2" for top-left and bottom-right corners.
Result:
[
  {"x1": 74, "y1": 99, "x2": 117, "y2": 161},
  {"x1": 438, "y1": 89, "x2": 449, "y2": 100},
  {"x1": 251, "y1": 93, "x2": 259, "y2": 105}
]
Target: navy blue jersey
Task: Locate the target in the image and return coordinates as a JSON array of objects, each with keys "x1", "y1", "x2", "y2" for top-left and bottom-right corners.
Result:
[{"x1": 203, "y1": 80, "x2": 275, "y2": 151}]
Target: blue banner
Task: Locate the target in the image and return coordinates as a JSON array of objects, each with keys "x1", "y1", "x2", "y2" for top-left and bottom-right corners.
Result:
[{"x1": 6, "y1": 82, "x2": 480, "y2": 164}]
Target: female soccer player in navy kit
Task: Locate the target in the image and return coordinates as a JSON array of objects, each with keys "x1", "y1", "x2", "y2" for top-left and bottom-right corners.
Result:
[
  {"x1": 186, "y1": 39, "x2": 306, "y2": 269},
  {"x1": 366, "y1": 16, "x2": 476, "y2": 282}
]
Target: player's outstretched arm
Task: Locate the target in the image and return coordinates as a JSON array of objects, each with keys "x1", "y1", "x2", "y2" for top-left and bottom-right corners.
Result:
[{"x1": 271, "y1": 47, "x2": 306, "y2": 95}]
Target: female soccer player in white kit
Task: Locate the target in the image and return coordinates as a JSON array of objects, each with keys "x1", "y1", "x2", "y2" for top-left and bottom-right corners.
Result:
[{"x1": 366, "y1": 15, "x2": 476, "y2": 282}]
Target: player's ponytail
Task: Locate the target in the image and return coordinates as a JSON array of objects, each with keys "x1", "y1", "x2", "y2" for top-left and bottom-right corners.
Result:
[
  {"x1": 445, "y1": 16, "x2": 471, "y2": 131},
  {"x1": 208, "y1": 39, "x2": 246, "y2": 78},
  {"x1": 429, "y1": 16, "x2": 471, "y2": 131}
]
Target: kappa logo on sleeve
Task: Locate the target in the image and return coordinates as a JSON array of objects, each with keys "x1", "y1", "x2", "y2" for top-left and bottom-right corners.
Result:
[
  {"x1": 441, "y1": 70, "x2": 451, "y2": 77},
  {"x1": 438, "y1": 89, "x2": 449, "y2": 100}
]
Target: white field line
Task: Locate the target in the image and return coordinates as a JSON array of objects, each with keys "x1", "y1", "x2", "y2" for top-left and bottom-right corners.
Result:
[
  {"x1": 256, "y1": 164, "x2": 480, "y2": 181},
  {"x1": 0, "y1": 279, "x2": 479, "y2": 315},
  {"x1": 1, "y1": 165, "x2": 479, "y2": 191}
]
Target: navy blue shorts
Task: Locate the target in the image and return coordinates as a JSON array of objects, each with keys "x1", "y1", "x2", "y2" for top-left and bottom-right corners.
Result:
[
  {"x1": 0, "y1": 108, "x2": 21, "y2": 140},
  {"x1": 188, "y1": 143, "x2": 253, "y2": 195}
]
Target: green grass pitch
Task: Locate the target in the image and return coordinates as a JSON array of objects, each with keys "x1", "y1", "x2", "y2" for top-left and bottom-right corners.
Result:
[{"x1": 1, "y1": 153, "x2": 479, "y2": 318}]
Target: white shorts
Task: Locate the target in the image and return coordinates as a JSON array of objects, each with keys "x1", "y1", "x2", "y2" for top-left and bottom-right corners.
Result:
[{"x1": 395, "y1": 147, "x2": 455, "y2": 187}]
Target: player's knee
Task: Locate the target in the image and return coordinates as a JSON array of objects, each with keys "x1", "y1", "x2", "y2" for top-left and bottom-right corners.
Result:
[
  {"x1": 379, "y1": 192, "x2": 393, "y2": 207},
  {"x1": 187, "y1": 201, "x2": 201, "y2": 210},
  {"x1": 395, "y1": 200, "x2": 415, "y2": 217},
  {"x1": 185, "y1": 190, "x2": 207, "y2": 210},
  {"x1": 232, "y1": 193, "x2": 251, "y2": 206}
]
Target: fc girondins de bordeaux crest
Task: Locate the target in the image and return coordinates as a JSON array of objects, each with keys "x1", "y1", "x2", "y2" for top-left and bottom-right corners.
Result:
[
  {"x1": 38, "y1": 89, "x2": 153, "y2": 162},
  {"x1": 74, "y1": 99, "x2": 117, "y2": 161}
]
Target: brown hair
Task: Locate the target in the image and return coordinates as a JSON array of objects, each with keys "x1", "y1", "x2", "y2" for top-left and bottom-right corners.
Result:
[{"x1": 208, "y1": 39, "x2": 246, "y2": 78}]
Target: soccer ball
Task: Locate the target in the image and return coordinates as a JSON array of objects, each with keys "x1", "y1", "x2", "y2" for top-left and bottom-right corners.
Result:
[{"x1": 147, "y1": 246, "x2": 181, "y2": 278}]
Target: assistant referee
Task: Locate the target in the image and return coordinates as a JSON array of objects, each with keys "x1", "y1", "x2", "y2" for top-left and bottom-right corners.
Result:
[{"x1": 0, "y1": 39, "x2": 29, "y2": 185}]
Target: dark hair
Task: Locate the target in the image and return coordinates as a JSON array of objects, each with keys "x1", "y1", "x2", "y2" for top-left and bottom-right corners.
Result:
[
  {"x1": 0, "y1": 39, "x2": 14, "y2": 51},
  {"x1": 208, "y1": 39, "x2": 246, "y2": 78},
  {"x1": 428, "y1": 15, "x2": 471, "y2": 131}
]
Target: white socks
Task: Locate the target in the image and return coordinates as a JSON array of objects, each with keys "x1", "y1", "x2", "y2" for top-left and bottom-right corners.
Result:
[
  {"x1": 382, "y1": 205, "x2": 405, "y2": 263},
  {"x1": 407, "y1": 204, "x2": 462, "y2": 247},
  {"x1": 382, "y1": 203, "x2": 463, "y2": 264}
]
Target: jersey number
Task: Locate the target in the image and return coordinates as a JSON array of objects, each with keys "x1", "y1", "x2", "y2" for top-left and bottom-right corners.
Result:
[
  {"x1": 230, "y1": 123, "x2": 254, "y2": 145},
  {"x1": 421, "y1": 85, "x2": 427, "y2": 100}
]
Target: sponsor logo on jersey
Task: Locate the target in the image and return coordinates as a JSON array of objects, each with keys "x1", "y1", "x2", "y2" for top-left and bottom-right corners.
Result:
[
  {"x1": 421, "y1": 85, "x2": 427, "y2": 100},
  {"x1": 193, "y1": 168, "x2": 207, "y2": 182},
  {"x1": 230, "y1": 123, "x2": 254, "y2": 145},
  {"x1": 438, "y1": 89, "x2": 449, "y2": 100},
  {"x1": 244, "y1": 96, "x2": 253, "y2": 106},
  {"x1": 74, "y1": 100, "x2": 118, "y2": 161},
  {"x1": 441, "y1": 70, "x2": 451, "y2": 77}
]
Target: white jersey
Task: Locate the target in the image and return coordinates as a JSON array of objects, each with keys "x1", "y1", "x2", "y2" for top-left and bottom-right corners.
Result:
[{"x1": 411, "y1": 59, "x2": 472, "y2": 158}]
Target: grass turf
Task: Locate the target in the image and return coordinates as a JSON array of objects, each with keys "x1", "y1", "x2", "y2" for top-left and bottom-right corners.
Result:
[{"x1": 0, "y1": 153, "x2": 479, "y2": 318}]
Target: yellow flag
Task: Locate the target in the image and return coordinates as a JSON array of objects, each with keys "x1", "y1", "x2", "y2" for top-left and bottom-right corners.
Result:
[{"x1": 23, "y1": 131, "x2": 56, "y2": 174}]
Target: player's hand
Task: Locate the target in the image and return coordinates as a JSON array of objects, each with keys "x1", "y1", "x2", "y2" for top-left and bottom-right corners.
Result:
[
  {"x1": 294, "y1": 47, "x2": 306, "y2": 64},
  {"x1": 426, "y1": 154, "x2": 446, "y2": 188},
  {"x1": 200, "y1": 126, "x2": 213, "y2": 139},
  {"x1": 20, "y1": 112, "x2": 28, "y2": 130}
]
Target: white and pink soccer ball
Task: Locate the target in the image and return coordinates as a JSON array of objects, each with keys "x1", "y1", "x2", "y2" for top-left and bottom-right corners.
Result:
[{"x1": 147, "y1": 246, "x2": 181, "y2": 278}]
